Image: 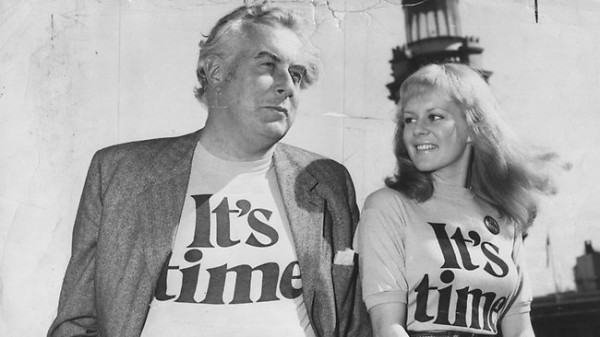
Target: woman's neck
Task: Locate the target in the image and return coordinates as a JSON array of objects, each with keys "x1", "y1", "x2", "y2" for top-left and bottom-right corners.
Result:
[{"x1": 431, "y1": 172, "x2": 469, "y2": 188}]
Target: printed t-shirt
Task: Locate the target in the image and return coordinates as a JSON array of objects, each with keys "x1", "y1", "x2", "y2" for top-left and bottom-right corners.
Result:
[
  {"x1": 355, "y1": 182, "x2": 531, "y2": 335},
  {"x1": 141, "y1": 143, "x2": 316, "y2": 337}
]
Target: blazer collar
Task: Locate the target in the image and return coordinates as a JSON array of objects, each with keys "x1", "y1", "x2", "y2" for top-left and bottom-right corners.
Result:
[
  {"x1": 273, "y1": 145, "x2": 324, "y2": 305},
  {"x1": 142, "y1": 130, "x2": 202, "y2": 272}
]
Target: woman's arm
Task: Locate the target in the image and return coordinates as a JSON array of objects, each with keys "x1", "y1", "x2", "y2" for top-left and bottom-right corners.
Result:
[
  {"x1": 369, "y1": 302, "x2": 410, "y2": 337},
  {"x1": 354, "y1": 190, "x2": 411, "y2": 337},
  {"x1": 500, "y1": 312, "x2": 536, "y2": 337}
]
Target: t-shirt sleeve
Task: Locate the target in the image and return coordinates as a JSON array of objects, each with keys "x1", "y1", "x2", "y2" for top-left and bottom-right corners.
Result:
[
  {"x1": 503, "y1": 228, "x2": 532, "y2": 317},
  {"x1": 353, "y1": 189, "x2": 409, "y2": 310}
]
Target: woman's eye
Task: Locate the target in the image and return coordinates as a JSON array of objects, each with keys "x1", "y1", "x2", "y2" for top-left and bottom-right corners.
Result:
[
  {"x1": 429, "y1": 114, "x2": 443, "y2": 121},
  {"x1": 403, "y1": 117, "x2": 415, "y2": 125}
]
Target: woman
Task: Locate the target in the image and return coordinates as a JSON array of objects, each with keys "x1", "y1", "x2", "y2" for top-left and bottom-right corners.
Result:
[{"x1": 355, "y1": 63, "x2": 558, "y2": 337}]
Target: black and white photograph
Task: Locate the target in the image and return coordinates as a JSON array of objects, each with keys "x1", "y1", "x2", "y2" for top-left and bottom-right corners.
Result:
[{"x1": 1, "y1": 1, "x2": 599, "y2": 336}]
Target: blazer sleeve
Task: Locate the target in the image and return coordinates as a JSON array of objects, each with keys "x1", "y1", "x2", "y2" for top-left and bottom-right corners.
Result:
[
  {"x1": 336, "y1": 166, "x2": 372, "y2": 337},
  {"x1": 48, "y1": 152, "x2": 103, "y2": 337}
]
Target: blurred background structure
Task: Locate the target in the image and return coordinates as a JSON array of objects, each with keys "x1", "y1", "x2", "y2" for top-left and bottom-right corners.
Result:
[{"x1": 531, "y1": 241, "x2": 600, "y2": 337}]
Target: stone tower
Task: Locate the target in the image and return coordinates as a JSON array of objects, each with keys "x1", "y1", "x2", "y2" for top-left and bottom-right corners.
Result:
[{"x1": 387, "y1": 0, "x2": 491, "y2": 103}]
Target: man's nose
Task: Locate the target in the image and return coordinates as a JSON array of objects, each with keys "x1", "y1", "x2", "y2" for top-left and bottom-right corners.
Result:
[{"x1": 274, "y1": 69, "x2": 295, "y2": 98}]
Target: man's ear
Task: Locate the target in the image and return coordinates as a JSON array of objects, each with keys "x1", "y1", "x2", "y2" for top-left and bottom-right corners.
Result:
[{"x1": 204, "y1": 55, "x2": 225, "y2": 85}]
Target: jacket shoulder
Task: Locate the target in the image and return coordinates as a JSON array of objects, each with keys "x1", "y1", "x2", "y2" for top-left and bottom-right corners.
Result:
[
  {"x1": 85, "y1": 130, "x2": 200, "y2": 193},
  {"x1": 97, "y1": 133, "x2": 186, "y2": 158},
  {"x1": 277, "y1": 143, "x2": 348, "y2": 177},
  {"x1": 92, "y1": 131, "x2": 199, "y2": 166}
]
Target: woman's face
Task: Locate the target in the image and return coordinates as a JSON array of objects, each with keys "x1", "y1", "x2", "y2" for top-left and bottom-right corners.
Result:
[{"x1": 402, "y1": 86, "x2": 472, "y2": 183}]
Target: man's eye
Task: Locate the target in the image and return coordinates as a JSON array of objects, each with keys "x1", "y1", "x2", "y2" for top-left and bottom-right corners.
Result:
[
  {"x1": 262, "y1": 62, "x2": 275, "y2": 68},
  {"x1": 290, "y1": 71, "x2": 303, "y2": 84}
]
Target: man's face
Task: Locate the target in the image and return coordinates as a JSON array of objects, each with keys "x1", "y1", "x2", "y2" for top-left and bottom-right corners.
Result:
[{"x1": 215, "y1": 24, "x2": 308, "y2": 149}]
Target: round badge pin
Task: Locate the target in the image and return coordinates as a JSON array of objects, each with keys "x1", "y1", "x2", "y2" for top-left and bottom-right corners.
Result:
[{"x1": 484, "y1": 215, "x2": 500, "y2": 235}]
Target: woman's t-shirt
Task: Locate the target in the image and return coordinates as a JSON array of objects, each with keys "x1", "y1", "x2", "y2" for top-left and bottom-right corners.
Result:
[{"x1": 355, "y1": 183, "x2": 531, "y2": 335}]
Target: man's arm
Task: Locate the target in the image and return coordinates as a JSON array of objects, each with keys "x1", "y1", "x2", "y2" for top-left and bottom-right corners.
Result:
[
  {"x1": 337, "y1": 166, "x2": 372, "y2": 337},
  {"x1": 48, "y1": 152, "x2": 103, "y2": 337}
]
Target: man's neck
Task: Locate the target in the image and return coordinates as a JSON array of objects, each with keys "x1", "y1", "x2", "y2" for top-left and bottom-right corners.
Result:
[{"x1": 199, "y1": 128, "x2": 276, "y2": 162}]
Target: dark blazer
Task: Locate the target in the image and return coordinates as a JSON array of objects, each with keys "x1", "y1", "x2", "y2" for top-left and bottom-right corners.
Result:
[{"x1": 48, "y1": 130, "x2": 371, "y2": 337}]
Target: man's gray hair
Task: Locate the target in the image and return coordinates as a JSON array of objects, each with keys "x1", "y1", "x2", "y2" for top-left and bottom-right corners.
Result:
[{"x1": 194, "y1": 3, "x2": 321, "y2": 102}]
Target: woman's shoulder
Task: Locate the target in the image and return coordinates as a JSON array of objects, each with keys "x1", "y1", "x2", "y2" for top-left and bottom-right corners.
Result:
[
  {"x1": 358, "y1": 188, "x2": 416, "y2": 236},
  {"x1": 363, "y1": 187, "x2": 415, "y2": 212}
]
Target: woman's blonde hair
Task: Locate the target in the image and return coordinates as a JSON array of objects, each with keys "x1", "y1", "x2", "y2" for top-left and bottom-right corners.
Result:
[{"x1": 386, "y1": 63, "x2": 559, "y2": 231}]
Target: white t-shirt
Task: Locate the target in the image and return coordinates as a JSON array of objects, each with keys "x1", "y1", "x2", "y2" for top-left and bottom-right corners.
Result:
[
  {"x1": 355, "y1": 182, "x2": 531, "y2": 335},
  {"x1": 141, "y1": 143, "x2": 316, "y2": 337}
]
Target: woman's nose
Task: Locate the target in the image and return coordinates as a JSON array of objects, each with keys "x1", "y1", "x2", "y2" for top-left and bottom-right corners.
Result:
[{"x1": 412, "y1": 119, "x2": 429, "y2": 136}]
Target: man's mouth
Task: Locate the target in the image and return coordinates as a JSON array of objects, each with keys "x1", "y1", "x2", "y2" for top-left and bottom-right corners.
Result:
[{"x1": 265, "y1": 106, "x2": 288, "y2": 116}]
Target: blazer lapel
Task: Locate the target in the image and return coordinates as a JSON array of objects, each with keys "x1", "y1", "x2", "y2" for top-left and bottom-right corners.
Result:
[
  {"x1": 140, "y1": 130, "x2": 202, "y2": 273},
  {"x1": 273, "y1": 146, "x2": 324, "y2": 308}
]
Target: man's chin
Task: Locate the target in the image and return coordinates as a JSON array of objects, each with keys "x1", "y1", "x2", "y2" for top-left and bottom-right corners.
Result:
[
  {"x1": 264, "y1": 120, "x2": 292, "y2": 135},
  {"x1": 267, "y1": 129, "x2": 289, "y2": 142}
]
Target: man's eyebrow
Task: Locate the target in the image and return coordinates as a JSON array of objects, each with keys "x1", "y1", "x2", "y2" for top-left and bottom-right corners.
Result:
[
  {"x1": 255, "y1": 51, "x2": 307, "y2": 73},
  {"x1": 255, "y1": 51, "x2": 279, "y2": 61}
]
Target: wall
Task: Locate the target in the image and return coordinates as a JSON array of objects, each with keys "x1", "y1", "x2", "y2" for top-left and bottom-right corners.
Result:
[{"x1": 1, "y1": 0, "x2": 600, "y2": 336}]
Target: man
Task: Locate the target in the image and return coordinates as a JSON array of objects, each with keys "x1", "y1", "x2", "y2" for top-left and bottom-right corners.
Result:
[{"x1": 48, "y1": 4, "x2": 370, "y2": 337}]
